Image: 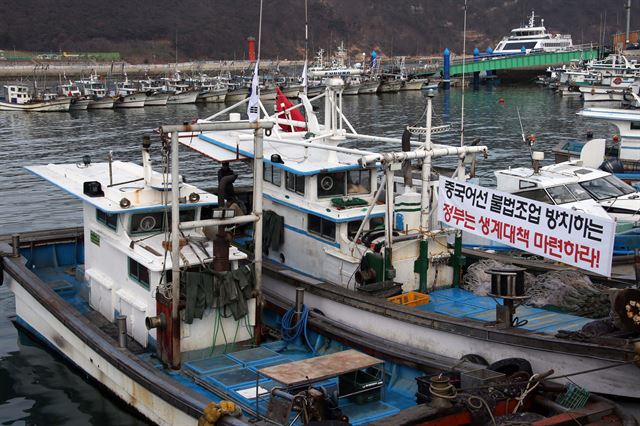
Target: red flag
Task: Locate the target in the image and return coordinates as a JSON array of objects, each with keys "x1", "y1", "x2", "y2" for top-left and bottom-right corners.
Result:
[{"x1": 275, "y1": 87, "x2": 306, "y2": 132}]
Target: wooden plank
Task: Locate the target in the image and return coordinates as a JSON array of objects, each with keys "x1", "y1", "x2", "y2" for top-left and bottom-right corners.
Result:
[{"x1": 258, "y1": 349, "x2": 382, "y2": 387}]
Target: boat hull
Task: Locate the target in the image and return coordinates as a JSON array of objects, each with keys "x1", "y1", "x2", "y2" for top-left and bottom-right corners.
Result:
[
  {"x1": 378, "y1": 80, "x2": 402, "y2": 93},
  {"x1": 114, "y1": 93, "x2": 147, "y2": 108},
  {"x1": 69, "y1": 98, "x2": 92, "y2": 110},
  {"x1": 358, "y1": 80, "x2": 380, "y2": 94},
  {"x1": 196, "y1": 89, "x2": 227, "y2": 103},
  {"x1": 342, "y1": 84, "x2": 360, "y2": 95},
  {"x1": 144, "y1": 93, "x2": 170, "y2": 106},
  {"x1": 579, "y1": 86, "x2": 625, "y2": 102},
  {"x1": 5, "y1": 276, "x2": 200, "y2": 426},
  {"x1": 263, "y1": 267, "x2": 640, "y2": 399},
  {"x1": 224, "y1": 89, "x2": 248, "y2": 103},
  {"x1": 167, "y1": 91, "x2": 199, "y2": 104},
  {"x1": 0, "y1": 98, "x2": 71, "y2": 112},
  {"x1": 87, "y1": 98, "x2": 114, "y2": 109},
  {"x1": 400, "y1": 78, "x2": 427, "y2": 91}
]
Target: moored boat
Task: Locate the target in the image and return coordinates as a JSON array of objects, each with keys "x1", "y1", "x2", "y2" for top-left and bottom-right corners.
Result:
[
  {"x1": 0, "y1": 84, "x2": 71, "y2": 112},
  {"x1": 178, "y1": 79, "x2": 640, "y2": 400}
]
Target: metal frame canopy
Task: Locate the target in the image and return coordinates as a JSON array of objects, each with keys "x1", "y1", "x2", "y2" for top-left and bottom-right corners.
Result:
[{"x1": 257, "y1": 349, "x2": 382, "y2": 387}]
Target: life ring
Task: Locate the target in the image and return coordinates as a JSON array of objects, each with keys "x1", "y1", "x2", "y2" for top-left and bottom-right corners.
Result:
[{"x1": 320, "y1": 176, "x2": 334, "y2": 191}]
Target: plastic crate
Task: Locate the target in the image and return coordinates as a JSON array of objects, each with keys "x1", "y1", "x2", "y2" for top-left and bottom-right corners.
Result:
[
  {"x1": 556, "y1": 383, "x2": 590, "y2": 409},
  {"x1": 387, "y1": 291, "x2": 430, "y2": 307}
]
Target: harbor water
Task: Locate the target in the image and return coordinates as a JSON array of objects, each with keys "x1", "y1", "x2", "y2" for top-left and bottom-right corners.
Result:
[{"x1": 0, "y1": 86, "x2": 620, "y2": 423}]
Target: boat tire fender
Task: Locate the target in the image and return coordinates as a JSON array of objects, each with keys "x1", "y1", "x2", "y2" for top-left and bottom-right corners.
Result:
[
  {"x1": 487, "y1": 357, "x2": 533, "y2": 377},
  {"x1": 460, "y1": 353, "x2": 488, "y2": 366}
]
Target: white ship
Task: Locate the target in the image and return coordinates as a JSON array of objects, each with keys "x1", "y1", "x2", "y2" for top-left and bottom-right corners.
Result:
[{"x1": 493, "y1": 10, "x2": 572, "y2": 55}]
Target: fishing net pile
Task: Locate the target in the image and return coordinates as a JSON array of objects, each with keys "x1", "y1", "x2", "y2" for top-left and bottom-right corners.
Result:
[{"x1": 463, "y1": 260, "x2": 610, "y2": 318}]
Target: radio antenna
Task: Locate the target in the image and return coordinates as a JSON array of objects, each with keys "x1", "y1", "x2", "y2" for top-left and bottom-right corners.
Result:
[{"x1": 517, "y1": 107, "x2": 535, "y2": 168}]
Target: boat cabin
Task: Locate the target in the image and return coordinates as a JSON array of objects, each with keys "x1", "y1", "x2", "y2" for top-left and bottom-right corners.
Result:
[
  {"x1": 26, "y1": 143, "x2": 254, "y2": 351},
  {"x1": 2, "y1": 84, "x2": 32, "y2": 104},
  {"x1": 176, "y1": 79, "x2": 486, "y2": 294}
]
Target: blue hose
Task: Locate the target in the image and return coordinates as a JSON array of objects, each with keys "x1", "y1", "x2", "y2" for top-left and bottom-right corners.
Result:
[{"x1": 280, "y1": 304, "x2": 316, "y2": 354}]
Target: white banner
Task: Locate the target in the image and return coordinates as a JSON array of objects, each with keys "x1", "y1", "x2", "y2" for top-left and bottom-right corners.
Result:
[{"x1": 437, "y1": 177, "x2": 616, "y2": 276}]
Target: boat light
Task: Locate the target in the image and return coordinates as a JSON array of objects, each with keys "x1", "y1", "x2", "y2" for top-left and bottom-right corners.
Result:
[{"x1": 120, "y1": 197, "x2": 131, "y2": 208}]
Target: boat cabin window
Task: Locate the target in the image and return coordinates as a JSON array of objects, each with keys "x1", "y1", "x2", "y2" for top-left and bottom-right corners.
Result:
[
  {"x1": 347, "y1": 170, "x2": 371, "y2": 195},
  {"x1": 630, "y1": 122, "x2": 640, "y2": 130},
  {"x1": 263, "y1": 164, "x2": 282, "y2": 186},
  {"x1": 518, "y1": 180, "x2": 537, "y2": 190},
  {"x1": 564, "y1": 183, "x2": 592, "y2": 201},
  {"x1": 130, "y1": 209, "x2": 196, "y2": 234},
  {"x1": 285, "y1": 172, "x2": 305, "y2": 195},
  {"x1": 580, "y1": 175, "x2": 636, "y2": 201},
  {"x1": 128, "y1": 257, "x2": 150, "y2": 290},
  {"x1": 308, "y1": 214, "x2": 336, "y2": 241},
  {"x1": 503, "y1": 42, "x2": 537, "y2": 50},
  {"x1": 515, "y1": 188, "x2": 553, "y2": 204},
  {"x1": 545, "y1": 185, "x2": 577, "y2": 205},
  {"x1": 96, "y1": 208, "x2": 118, "y2": 231},
  {"x1": 317, "y1": 172, "x2": 346, "y2": 198}
]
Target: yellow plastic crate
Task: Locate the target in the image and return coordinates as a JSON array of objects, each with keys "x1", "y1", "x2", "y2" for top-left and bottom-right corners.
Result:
[{"x1": 387, "y1": 291, "x2": 430, "y2": 307}]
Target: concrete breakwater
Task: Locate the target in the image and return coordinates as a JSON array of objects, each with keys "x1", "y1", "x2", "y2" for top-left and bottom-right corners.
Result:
[{"x1": 0, "y1": 59, "x2": 305, "y2": 79}]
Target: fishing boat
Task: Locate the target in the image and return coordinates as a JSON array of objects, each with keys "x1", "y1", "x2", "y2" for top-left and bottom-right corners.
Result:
[
  {"x1": 493, "y1": 10, "x2": 572, "y2": 54},
  {"x1": 343, "y1": 75, "x2": 361, "y2": 95},
  {"x1": 378, "y1": 74, "x2": 402, "y2": 93},
  {"x1": 162, "y1": 71, "x2": 199, "y2": 104},
  {"x1": 0, "y1": 116, "x2": 592, "y2": 426},
  {"x1": 138, "y1": 77, "x2": 171, "y2": 106},
  {"x1": 554, "y1": 107, "x2": 640, "y2": 181},
  {"x1": 114, "y1": 73, "x2": 147, "y2": 108},
  {"x1": 76, "y1": 73, "x2": 114, "y2": 109},
  {"x1": 358, "y1": 77, "x2": 381, "y2": 94},
  {"x1": 0, "y1": 84, "x2": 71, "y2": 112},
  {"x1": 173, "y1": 78, "x2": 640, "y2": 401},
  {"x1": 58, "y1": 79, "x2": 92, "y2": 110}
]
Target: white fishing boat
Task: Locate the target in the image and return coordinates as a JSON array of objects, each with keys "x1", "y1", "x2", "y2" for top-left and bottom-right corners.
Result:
[
  {"x1": 58, "y1": 80, "x2": 92, "y2": 110},
  {"x1": 113, "y1": 73, "x2": 147, "y2": 108},
  {"x1": 496, "y1": 140, "x2": 640, "y2": 225},
  {"x1": 378, "y1": 74, "x2": 402, "y2": 93},
  {"x1": 0, "y1": 84, "x2": 71, "y2": 112},
  {"x1": 2, "y1": 112, "x2": 577, "y2": 426},
  {"x1": 162, "y1": 71, "x2": 199, "y2": 104},
  {"x1": 342, "y1": 75, "x2": 361, "y2": 95},
  {"x1": 175, "y1": 79, "x2": 640, "y2": 399},
  {"x1": 76, "y1": 73, "x2": 114, "y2": 109},
  {"x1": 493, "y1": 10, "x2": 572, "y2": 54},
  {"x1": 138, "y1": 77, "x2": 171, "y2": 106},
  {"x1": 358, "y1": 77, "x2": 380, "y2": 94}
]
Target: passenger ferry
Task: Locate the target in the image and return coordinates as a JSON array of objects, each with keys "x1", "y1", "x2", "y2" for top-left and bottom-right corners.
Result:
[{"x1": 493, "y1": 10, "x2": 572, "y2": 55}]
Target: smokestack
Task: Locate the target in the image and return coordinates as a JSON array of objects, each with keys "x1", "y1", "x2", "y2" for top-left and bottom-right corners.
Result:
[
  {"x1": 626, "y1": 0, "x2": 632, "y2": 45},
  {"x1": 247, "y1": 37, "x2": 256, "y2": 62}
]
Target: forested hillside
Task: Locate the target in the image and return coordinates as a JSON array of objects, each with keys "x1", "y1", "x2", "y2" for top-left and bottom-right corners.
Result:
[{"x1": 0, "y1": 0, "x2": 636, "y2": 62}]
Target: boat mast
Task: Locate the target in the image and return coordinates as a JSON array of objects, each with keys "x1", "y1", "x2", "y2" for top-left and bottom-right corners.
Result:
[
  {"x1": 457, "y1": 0, "x2": 468, "y2": 179},
  {"x1": 304, "y1": 0, "x2": 309, "y2": 95}
]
